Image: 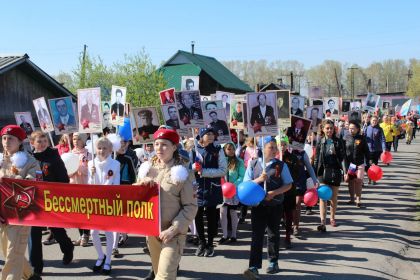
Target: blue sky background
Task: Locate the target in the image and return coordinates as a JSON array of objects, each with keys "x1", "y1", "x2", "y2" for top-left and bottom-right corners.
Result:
[{"x1": 1, "y1": 0, "x2": 419, "y2": 75}]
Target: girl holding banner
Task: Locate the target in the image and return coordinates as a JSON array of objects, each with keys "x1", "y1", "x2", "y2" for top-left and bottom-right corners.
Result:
[
  {"x1": 0, "y1": 125, "x2": 42, "y2": 280},
  {"x1": 135, "y1": 127, "x2": 197, "y2": 280}
]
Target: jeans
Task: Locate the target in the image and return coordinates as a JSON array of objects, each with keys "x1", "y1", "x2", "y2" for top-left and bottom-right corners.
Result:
[{"x1": 195, "y1": 206, "x2": 219, "y2": 247}]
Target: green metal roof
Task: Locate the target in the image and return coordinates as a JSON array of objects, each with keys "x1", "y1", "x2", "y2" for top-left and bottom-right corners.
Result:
[
  {"x1": 162, "y1": 50, "x2": 252, "y2": 92},
  {"x1": 159, "y1": 64, "x2": 201, "y2": 91}
]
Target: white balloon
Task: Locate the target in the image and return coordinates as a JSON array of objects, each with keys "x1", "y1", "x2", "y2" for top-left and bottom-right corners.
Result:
[
  {"x1": 304, "y1": 143, "x2": 313, "y2": 159},
  {"x1": 61, "y1": 153, "x2": 79, "y2": 175}
]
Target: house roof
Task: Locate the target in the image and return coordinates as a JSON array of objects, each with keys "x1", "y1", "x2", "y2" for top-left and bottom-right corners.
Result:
[
  {"x1": 162, "y1": 50, "x2": 252, "y2": 92},
  {"x1": 357, "y1": 91, "x2": 406, "y2": 97},
  {"x1": 0, "y1": 54, "x2": 75, "y2": 99},
  {"x1": 160, "y1": 64, "x2": 201, "y2": 90}
]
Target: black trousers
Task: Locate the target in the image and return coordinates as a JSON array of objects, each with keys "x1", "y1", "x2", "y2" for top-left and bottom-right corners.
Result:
[
  {"x1": 195, "y1": 206, "x2": 219, "y2": 247},
  {"x1": 369, "y1": 151, "x2": 382, "y2": 165},
  {"x1": 249, "y1": 204, "x2": 283, "y2": 269},
  {"x1": 385, "y1": 142, "x2": 392, "y2": 152},
  {"x1": 29, "y1": 226, "x2": 74, "y2": 274}
]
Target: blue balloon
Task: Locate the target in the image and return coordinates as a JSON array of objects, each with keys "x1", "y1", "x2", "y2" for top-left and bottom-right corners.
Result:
[
  {"x1": 317, "y1": 185, "x2": 333, "y2": 200},
  {"x1": 237, "y1": 181, "x2": 266, "y2": 206},
  {"x1": 118, "y1": 117, "x2": 132, "y2": 141}
]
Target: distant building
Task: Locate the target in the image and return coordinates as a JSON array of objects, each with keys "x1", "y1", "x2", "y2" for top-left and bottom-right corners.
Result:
[
  {"x1": 159, "y1": 50, "x2": 252, "y2": 95},
  {"x1": 0, "y1": 54, "x2": 75, "y2": 127}
]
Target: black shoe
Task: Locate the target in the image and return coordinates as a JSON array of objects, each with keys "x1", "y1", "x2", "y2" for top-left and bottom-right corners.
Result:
[
  {"x1": 238, "y1": 218, "x2": 245, "y2": 224},
  {"x1": 266, "y1": 262, "x2": 280, "y2": 274},
  {"x1": 62, "y1": 246, "x2": 74, "y2": 265},
  {"x1": 143, "y1": 246, "x2": 150, "y2": 255},
  {"x1": 28, "y1": 273, "x2": 42, "y2": 280},
  {"x1": 229, "y1": 237, "x2": 237, "y2": 243},
  {"x1": 102, "y1": 263, "x2": 111, "y2": 275},
  {"x1": 195, "y1": 244, "x2": 206, "y2": 257},
  {"x1": 92, "y1": 256, "x2": 106, "y2": 272},
  {"x1": 317, "y1": 224, "x2": 327, "y2": 232},
  {"x1": 42, "y1": 238, "x2": 56, "y2": 245},
  {"x1": 218, "y1": 237, "x2": 227, "y2": 244},
  {"x1": 204, "y1": 245, "x2": 214, "y2": 257},
  {"x1": 118, "y1": 234, "x2": 129, "y2": 247},
  {"x1": 144, "y1": 268, "x2": 155, "y2": 280}
]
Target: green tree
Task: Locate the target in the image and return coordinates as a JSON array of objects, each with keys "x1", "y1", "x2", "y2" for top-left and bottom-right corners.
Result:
[{"x1": 407, "y1": 59, "x2": 420, "y2": 97}]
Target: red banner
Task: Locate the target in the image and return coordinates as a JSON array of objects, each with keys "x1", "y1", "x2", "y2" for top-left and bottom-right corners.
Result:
[{"x1": 0, "y1": 178, "x2": 160, "y2": 236}]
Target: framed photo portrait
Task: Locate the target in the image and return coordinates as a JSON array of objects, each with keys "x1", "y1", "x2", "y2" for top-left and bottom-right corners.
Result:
[
  {"x1": 323, "y1": 97, "x2": 340, "y2": 118},
  {"x1": 14, "y1": 112, "x2": 35, "y2": 137},
  {"x1": 290, "y1": 95, "x2": 305, "y2": 117},
  {"x1": 131, "y1": 107, "x2": 160, "y2": 144},
  {"x1": 286, "y1": 115, "x2": 312, "y2": 150},
  {"x1": 181, "y1": 76, "x2": 199, "y2": 91},
  {"x1": 306, "y1": 105, "x2": 323, "y2": 132},
  {"x1": 77, "y1": 87, "x2": 102, "y2": 133},
  {"x1": 230, "y1": 99, "x2": 245, "y2": 129},
  {"x1": 246, "y1": 92, "x2": 278, "y2": 136},
  {"x1": 160, "y1": 88, "x2": 175, "y2": 105},
  {"x1": 204, "y1": 109, "x2": 231, "y2": 144},
  {"x1": 110, "y1": 85, "x2": 126, "y2": 125},
  {"x1": 48, "y1": 96, "x2": 78, "y2": 135},
  {"x1": 161, "y1": 104, "x2": 189, "y2": 137},
  {"x1": 33, "y1": 97, "x2": 54, "y2": 132},
  {"x1": 175, "y1": 90, "x2": 204, "y2": 128}
]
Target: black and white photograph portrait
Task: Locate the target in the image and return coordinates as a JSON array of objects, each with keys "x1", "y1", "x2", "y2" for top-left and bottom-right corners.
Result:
[
  {"x1": 110, "y1": 85, "x2": 126, "y2": 125},
  {"x1": 342, "y1": 99, "x2": 351, "y2": 113},
  {"x1": 348, "y1": 110, "x2": 362, "y2": 123},
  {"x1": 201, "y1": 100, "x2": 223, "y2": 111},
  {"x1": 247, "y1": 92, "x2": 278, "y2": 136},
  {"x1": 33, "y1": 97, "x2": 54, "y2": 132},
  {"x1": 48, "y1": 97, "x2": 78, "y2": 135},
  {"x1": 131, "y1": 107, "x2": 160, "y2": 143},
  {"x1": 204, "y1": 109, "x2": 231, "y2": 144},
  {"x1": 306, "y1": 105, "x2": 323, "y2": 132},
  {"x1": 350, "y1": 100, "x2": 362, "y2": 111},
  {"x1": 216, "y1": 91, "x2": 233, "y2": 117},
  {"x1": 161, "y1": 104, "x2": 189, "y2": 137},
  {"x1": 290, "y1": 95, "x2": 305, "y2": 117},
  {"x1": 175, "y1": 90, "x2": 204, "y2": 127},
  {"x1": 14, "y1": 112, "x2": 35, "y2": 137},
  {"x1": 323, "y1": 97, "x2": 340, "y2": 117},
  {"x1": 77, "y1": 87, "x2": 102, "y2": 133},
  {"x1": 364, "y1": 92, "x2": 380, "y2": 112},
  {"x1": 181, "y1": 76, "x2": 199, "y2": 91}
]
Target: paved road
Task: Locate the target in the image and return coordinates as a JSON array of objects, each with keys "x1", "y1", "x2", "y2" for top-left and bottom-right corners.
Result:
[{"x1": 3, "y1": 138, "x2": 420, "y2": 280}]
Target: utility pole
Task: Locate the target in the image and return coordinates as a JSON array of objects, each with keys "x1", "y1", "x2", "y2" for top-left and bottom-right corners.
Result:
[
  {"x1": 334, "y1": 68, "x2": 341, "y2": 97},
  {"x1": 80, "y1": 44, "x2": 87, "y2": 88},
  {"x1": 406, "y1": 69, "x2": 413, "y2": 91},
  {"x1": 191, "y1": 41, "x2": 195, "y2": 55},
  {"x1": 348, "y1": 66, "x2": 358, "y2": 102}
]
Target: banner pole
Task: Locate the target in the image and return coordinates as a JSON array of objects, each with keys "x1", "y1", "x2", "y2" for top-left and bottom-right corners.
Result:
[
  {"x1": 90, "y1": 133, "x2": 96, "y2": 184},
  {"x1": 262, "y1": 136, "x2": 267, "y2": 192},
  {"x1": 48, "y1": 132, "x2": 54, "y2": 147}
]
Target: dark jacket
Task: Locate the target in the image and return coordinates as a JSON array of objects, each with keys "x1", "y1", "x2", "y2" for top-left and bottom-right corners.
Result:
[
  {"x1": 364, "y1": 124, "x2": 386, "y2": 152},
  {"x1": 33, "y1": 147, "x2": 69, "y2": 183},
  {"x1": 194, "y1": 143, "x2": 227, "y2": 207},
  {"x1": 313, "y1": 136, "x2": 346, "y2": 177},
  {"x1": 250, "y1": 105, "x2": 276, "y2": 126},
  {"x1": 343, "y1": 133, "x2": 370, "y2": 168},
  {"x1": 116, "y1": 148, "x2": 138, "y2": 184}
]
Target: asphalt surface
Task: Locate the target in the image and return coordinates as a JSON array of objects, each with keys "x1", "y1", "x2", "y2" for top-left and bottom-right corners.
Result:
[{"x1": 2, "y1": 137, "x2": 419, "y2": 280}]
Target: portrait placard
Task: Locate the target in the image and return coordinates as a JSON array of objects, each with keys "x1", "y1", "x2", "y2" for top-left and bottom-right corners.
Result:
[
  {"x1": 230, "y1": 99, "x2": 245, "y2": 129},
  {"x1": 290, "y1": 95, "x2": 305, "y2": 117},
  {"x1": 306, "y1": 105, "x2": 323, "y2": 132},
  {"x1": 323, "y1": 97, "x2": 340, "y2": 118},
  {"x1": 33, "y1": 97, "x2": 54, "y2": 132},
  {"x1": 14, "y1": 112, "x2": 35, "y2": 137},
  {"x1": 309, "y1": 86, "x2": 323, "y2": 99},
  {"x1": 204, "y1": 108, "x2": 231, "y2": 144},
  {"x1": 247, "y1": 92, "x2": 278, "y2": 136},
  {"x1": 159, "y1": 88, "x2": 175, "y2": 105},
  {"x1": 131, "y1": 107, "x2": 160, "y2": 144},
  {"x1": 48, "y1": 97, "x2": 78, "y2": 135},
  {"x1": 216, "y1": 91, "x2": 233, "y2": 117},
  {"x1": 175, "y1": 91, "x2": 204, "y2": 128},
  {"x1": 77, "y1": 87, "x2": 102, "y2": 133},
  {"x1": 286, "y1": 115, "x2": 312, "y2": 150},
  {"x1": 110, "y1": 85, "x2": 126, "y2": 125},
  {"x1": 364, "y1": 93, "x2": 380, "y2": 112},
  {"x1": 161, "y1": 104, "x2": 189, "y2": 137},
  {"x1": 181, "y1": 76, "x2": 199, "y2": 91}
]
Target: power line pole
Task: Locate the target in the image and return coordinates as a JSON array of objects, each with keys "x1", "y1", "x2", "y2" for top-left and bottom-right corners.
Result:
[
  {"x1": 348, "y1": 66, "x2": 358, "y2": 102},
  {"x1": 80, "y1": 44, "x2": 87, "y2": 88}
]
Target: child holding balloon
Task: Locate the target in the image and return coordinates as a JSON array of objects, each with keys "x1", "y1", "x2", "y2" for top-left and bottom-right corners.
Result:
[
  {"x1": 219, "y1": 142, "x2": 245, "y2": 244},
  {"x1": 242, "y1": 136, "x2": 293, "y2": 279}
]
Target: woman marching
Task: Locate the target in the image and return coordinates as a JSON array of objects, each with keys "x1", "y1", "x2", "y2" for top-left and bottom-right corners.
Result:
[
  {"x1": 192, "y1": 127, "x2": 227, "y2": 257},
  {"x1": 136, "y1": 127, "x2": 197, "y2": 280},
  {"x1": 343, "y1": 121, "x2": 370, "y2": 207},
  {"x1": 313, "y1": 119, "x2": 347, "y2": 232},
  {"x1": 219, "y1": 142, "x2": 245, "y2": 244},
  {"x1": 0, "y1": 125, "x2": 42, "y2": 280}
]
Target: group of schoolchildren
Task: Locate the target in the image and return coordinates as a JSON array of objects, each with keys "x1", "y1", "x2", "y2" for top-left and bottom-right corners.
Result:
[{"x1": 0, "y1": 108, "x2": 418, "y2": 280}]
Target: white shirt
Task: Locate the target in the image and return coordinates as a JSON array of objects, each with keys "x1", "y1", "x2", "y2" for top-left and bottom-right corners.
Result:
[
  {"x1": 60, "y1": 115, "x2": 69, "y2": 125},
  {"x1": 259, "y1": 105, "x2": 266, "y2": 117}
]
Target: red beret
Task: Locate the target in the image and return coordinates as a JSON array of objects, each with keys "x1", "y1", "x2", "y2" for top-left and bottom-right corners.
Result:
[
  {"x1": 153, "y1": 128, "x2": 180, "y2": 145},
  {"x1": 1, "y1": 125, "x2": 27, "y2": 141}
]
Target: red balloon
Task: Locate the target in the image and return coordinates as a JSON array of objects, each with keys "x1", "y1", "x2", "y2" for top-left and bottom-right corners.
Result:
[
  {"x1": 222, "y1": 182, "x2": 236, "y2": 199},
  {"x1": 303, "y1": 188, "x2": 318, "y2": 207},
  {"x1": 380, "y1": 151, "x2": 393, "y2": 164},
  {"x1": 368, "y1": 165, "x2": 383, "y2": 182}
]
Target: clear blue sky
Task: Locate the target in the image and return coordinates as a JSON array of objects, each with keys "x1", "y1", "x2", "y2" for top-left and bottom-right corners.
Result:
[{"x1": 1, "y1": 0, "x2": 419, "y2": 76}]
